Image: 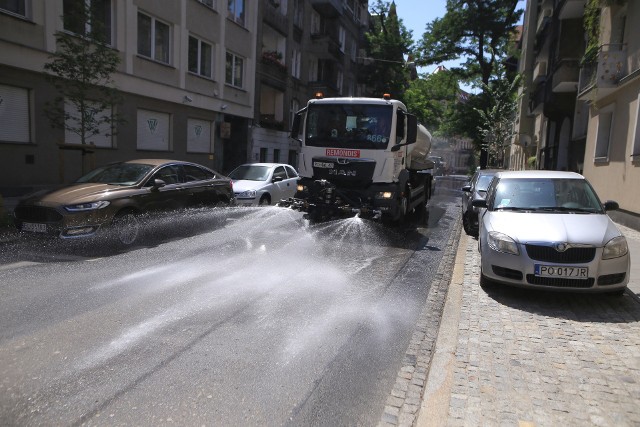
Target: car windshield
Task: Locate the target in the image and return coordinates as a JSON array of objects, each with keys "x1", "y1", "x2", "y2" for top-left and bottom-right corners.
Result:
[
  {"x1": 305, "y1": 104, "x2": 393, "y2": 150},
  {"x1": 492, "y1": 178, "x2": 604, "y2": 213},
  {"x1": 229, "y1": 165, "x2": 271, "y2": 181},
  {"x1": 75, "y1": 163, "x2": 155, "y2": 186}
]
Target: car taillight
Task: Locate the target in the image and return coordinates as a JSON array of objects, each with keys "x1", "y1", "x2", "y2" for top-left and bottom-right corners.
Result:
[{"x1": 229, "y1": 181, "x2": 233, "y2": 191}]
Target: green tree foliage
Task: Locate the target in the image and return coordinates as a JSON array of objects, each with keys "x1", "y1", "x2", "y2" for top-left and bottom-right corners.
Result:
[
  {"x1": 44, "y1": 0, "x2": 123, "y2": 146},
  {"x1": 361, "y1": 0, "x2": 414, "y2": 101},
  {"x1": 415, "y1": 0, "x2": 522, "y2": 87},
  {"x1": 403, "y1": 69, "x2": 460, "y2": 133}
]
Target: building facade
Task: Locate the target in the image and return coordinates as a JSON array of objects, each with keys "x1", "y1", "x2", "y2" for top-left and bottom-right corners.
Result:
[
  {"x1": 250, "y1": 0, "x2": 368, "y2": 167},
  {"x1": 512, "y1": 0, "x2": 640, "y2": 229},
  {"x1": 0, "y1": 0, "x2": 258, "y2": 196}
]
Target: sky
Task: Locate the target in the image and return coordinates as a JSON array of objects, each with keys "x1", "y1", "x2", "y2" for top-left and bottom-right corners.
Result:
[{"x1": 393, "y1": 0, "x2": 526, "y2": 90}]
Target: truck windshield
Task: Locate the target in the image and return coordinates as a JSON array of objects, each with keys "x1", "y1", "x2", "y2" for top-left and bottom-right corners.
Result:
[{"x1": 305, "y1": 104, "x2": 393, "y2": 150}]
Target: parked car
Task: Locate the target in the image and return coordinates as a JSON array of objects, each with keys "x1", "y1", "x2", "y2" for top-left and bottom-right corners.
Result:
[
  {"x1": 461, "y1": 169, "x2": 499, "y2": 236},
  {"x1": 228, "y1": 163, "x2": 299, "y2": 206},
  {"x1": 474, "y1": 170, "x2": 629, "y2": 294},
  {"x1": 13, "y1": 159, "x2": 234, "y2": 245}
]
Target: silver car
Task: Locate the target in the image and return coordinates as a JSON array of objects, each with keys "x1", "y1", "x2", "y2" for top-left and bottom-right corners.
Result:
[
  {"x1": 474, "y1": 170, "x2": 629, "y2": 294},
  {"x1": 228, "y1": 163, "x2": 299, "y2": 206}
]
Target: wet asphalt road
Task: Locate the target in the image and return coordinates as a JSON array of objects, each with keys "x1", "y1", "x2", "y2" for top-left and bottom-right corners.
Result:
[{"x1": 0, "y1": 179, "x2": 464, "y2": 426}]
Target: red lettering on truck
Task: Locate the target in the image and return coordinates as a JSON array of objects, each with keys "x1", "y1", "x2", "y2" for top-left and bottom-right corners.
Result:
[{"x1": 326, "y1": 149, "x2": 360, "y2": 158}]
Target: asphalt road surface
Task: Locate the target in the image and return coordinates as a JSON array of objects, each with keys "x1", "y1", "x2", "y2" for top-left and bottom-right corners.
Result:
[{"x1": 0, "y1": 179, "x2": 464, "y2": 426}]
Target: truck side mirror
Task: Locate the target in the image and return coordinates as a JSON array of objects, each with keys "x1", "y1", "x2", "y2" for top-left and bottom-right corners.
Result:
[
  {"x1": 406, "y1": 114, "x2": 417, "y2": 144},
  {"x1": 290, "y1": 107, "x2": 306, "y2": 142}
]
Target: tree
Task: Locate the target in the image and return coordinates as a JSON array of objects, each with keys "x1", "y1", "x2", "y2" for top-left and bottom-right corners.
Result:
[
  {"x1": 44, "y1": 0, "x2": 123, "y2": 148},
  {"x1": 403, "y1": 68, "x2": 460, "y2": 133},
  {"x1": 360, "y1": 0, "x2": 414, "y2": 101},
  {"x1": 415, "y1": 0, "x2": 522, "y2": 88},
  {"x1": 475, "y1": 70, "x2": 523, "y2": 168}
]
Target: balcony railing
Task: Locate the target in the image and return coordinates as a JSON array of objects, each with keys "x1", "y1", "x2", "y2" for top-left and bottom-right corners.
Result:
[{"x1": 578, "y1": 44, "x2": 627, "y2": 99}]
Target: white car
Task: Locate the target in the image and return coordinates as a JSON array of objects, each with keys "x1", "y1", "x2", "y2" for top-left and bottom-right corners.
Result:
[
  {"x1": 474, "y1": 170, "x2": 629, "y2": 294},
  {"x1": 228, "y1": 163, "x2": 299, "y2": 206}
]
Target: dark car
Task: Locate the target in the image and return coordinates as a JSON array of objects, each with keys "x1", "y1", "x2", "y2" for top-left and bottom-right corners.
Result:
[
  {"x1": 461, "y1": 169, "x2": 499, "y2": 236},
  {"x1": 13, "y1": 159, "x2": 234, "y2": 245}
]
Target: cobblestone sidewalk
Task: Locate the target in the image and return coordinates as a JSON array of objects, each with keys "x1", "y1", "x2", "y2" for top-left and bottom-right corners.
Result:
[{"x1": 444, "y1": 235, "x2": 640, "y2": 426}]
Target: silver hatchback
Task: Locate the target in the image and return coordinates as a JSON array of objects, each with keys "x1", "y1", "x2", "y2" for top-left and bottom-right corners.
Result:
[{"x1": 474, "y1": 171, "x2": 629, "y2": 294}]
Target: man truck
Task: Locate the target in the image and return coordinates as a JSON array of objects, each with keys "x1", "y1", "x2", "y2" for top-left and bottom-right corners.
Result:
[{"x1": 280, "y1": 94, "x2": 434, "y2": 223}]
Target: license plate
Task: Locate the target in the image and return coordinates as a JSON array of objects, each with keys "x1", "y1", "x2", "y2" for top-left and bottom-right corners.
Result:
[
  {"x1": 313, "y1": 162, "x2": 334, "y2": 169},
  {"x1": 534, "y1": 264, "x2": 588, "y2": 278},
  {"x1": 22, "y1": 222, "x2": 48, "y2": 233}
]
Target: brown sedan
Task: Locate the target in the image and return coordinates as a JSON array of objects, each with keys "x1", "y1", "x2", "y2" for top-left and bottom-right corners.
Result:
[{"x1": 13, "y1": 159, "x2": 235, "y2": 244}]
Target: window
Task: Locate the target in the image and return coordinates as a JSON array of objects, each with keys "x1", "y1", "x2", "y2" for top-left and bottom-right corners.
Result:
[
  {"x1": 632, "y1": 92, "x2": 640, "y2": 158},
  {"x1": 64, "y1": 100, "x2": 113, "y2": 147},
  {"x1": 259, "y1": 147, "x2": 267, "y2": 162},
  {"x1": 183, "y1": 164, "x2": 214, "y2": 181},
  {"x1": 273, "y1": 149, "x2": 280, "y2": 163},
  {"x1": 338, "y1": 26, "x2": 346, "y2": 52},
  {"x1": 187, "y1": 118, "x2": 212, "y2": 153},
  {"x1": 594, "y1": 106, "x2": 614, "y2": 161},
  {"x1": 189, "y1": 36, "x2": 213, "y2": 78},
  {"x1": 63, "y1": 0, "x2": 112, "y2": 44},
  {"x1": 0, "y1": 84, "x2": 30, "y2": 143},
  {"x1": 137, "y1": 109, "x2": 170, "y2": 151},
  {"x1": 290, "y1": 98, "x2": 299, "y2": 130},
  {"x1": 293, "y1": 0, "x2": 303, "y2": 28},
  {"x1": 228, "y1": 0, "x2": 244, "y2": 26},
  {"x1": 225, "y1": 52, "x2": 244, "y2": 88},
  {"x1": 0, "y1": 0, "x2": 28, "y2": 17},
  {"x1": 291, "y1": 48, "x2": 301, "y2": 79},
  {"x1": 310, "y1": 10, "x2": 320, "y2": 35},
  {"x1": 137, "y1": 12, "x2": 170, "y2": 64},
  {"x1": 308, "y1": 57, "x2": 318, "y2": 81},
  {"x1": 337, "y1": 70, "x2": 343, "y2": 94}
]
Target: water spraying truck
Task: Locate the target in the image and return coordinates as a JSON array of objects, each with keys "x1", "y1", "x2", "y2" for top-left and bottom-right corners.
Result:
[{"x1": 281, "y1": 94, "x2": 434, "y2": 223}]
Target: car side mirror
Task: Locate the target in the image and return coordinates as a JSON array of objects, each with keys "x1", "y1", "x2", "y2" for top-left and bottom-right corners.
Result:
[
  {"x1": 472, "y1": 199, "x2": 487, "y2": 208},
  {"x1": 152, "y1": 179, "x2": 166, "y2": 189},
  {"x1": 603, "y1": 200, "x2": 619, "y2": 211},
  {"x1": 462, "y1": 185, "x2": 471, "y2": 192},
  {"x1": 272, "y1": 176, "x2": 284, "y2": 183}
]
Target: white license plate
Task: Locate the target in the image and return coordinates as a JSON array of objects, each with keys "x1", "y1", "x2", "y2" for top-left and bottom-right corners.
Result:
[
  {"x1": 313, "y1": 162, "x2": 334, "y2": 169},
  {"x1": 534, "y1": 264, "x2": 588, "y2": 278},
  {"x1": 22, "y1": 222, "x2": 48, "y2": 233}
]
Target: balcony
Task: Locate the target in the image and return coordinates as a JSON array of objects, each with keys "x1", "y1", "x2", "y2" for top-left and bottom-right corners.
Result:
[
  {"x1": 532, "y1": 61, "x2": 547, "y2": 83},
  {"x1": 310, "y1": 0, "x2": 342, "y2": 17},
  {"x1": 308, "y1": 34, "x2": 343, "y2": 60},
  {"x1": 578, "y1": 44, "x2": 627, "y2": 100},
  {"x1": 264, "y1": 1, "x2": 288, "y2": 34},
  {"x1": 529, "y1": 81, "x2": 546, "y2": 114},
  {"x1": 259, "y1": 51, "x2": 287, "y2": 88},
  {"x1": 558, "y1": 0, "x2": 586, "y2": 20},
  {"x1": 551, "y1": 59, "x2": 579, "y2": 92}
]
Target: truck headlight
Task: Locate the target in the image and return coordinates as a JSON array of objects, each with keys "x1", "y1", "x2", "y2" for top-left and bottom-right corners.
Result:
[
  {"x1": 376, "y1": 191, "x2": 394, "y2": 199},
  {"x1": 64, "y1": 201, "x2": 110, "y2": 212},
  {"x1": 488, "y1": 231, "x2": 519, "y2": 255},
  {"x1": 602, "y1": 236, "x2": 628, "y2": 259}
]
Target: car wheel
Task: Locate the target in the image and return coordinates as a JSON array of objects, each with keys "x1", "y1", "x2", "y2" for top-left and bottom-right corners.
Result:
[
  {"x1": 113, "y1": 210, "x2": 139, "y2": 245},
  {"x1": 462, "y1": 211, "x2": 472, "y2": 234},
  {"x1": 259, "y1": 194, "x2": 271, "y2": 206}
]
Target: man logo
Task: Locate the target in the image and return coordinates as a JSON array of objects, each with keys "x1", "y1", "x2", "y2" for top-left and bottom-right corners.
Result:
[{"x1": 147, "y1": 118, "x2": 158, "y2": 133}]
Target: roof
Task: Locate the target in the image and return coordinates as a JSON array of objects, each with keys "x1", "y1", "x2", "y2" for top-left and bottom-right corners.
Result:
[{"x1": 495, "y1": 170, "x2": 585, "y2": 180}]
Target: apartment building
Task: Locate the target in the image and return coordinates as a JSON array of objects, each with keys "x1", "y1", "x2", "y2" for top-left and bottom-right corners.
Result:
[
  {"x1": 250, "y1": 0, "x2": 368, "y2": 166},
  {"x1": 512, "y1": 0, "x2": 639, "y2": 228},
  {"x1": 0, "y1": 0, "x2": 257, "y2": 194},
  {"x1": 578, "y1": 0, "x2": 640, "y2": 229}
]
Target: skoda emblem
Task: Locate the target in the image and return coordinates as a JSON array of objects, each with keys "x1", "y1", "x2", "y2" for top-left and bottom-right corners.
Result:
[{"x1": 555, "y1": 243, "x2": 569, "y2": 252}]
